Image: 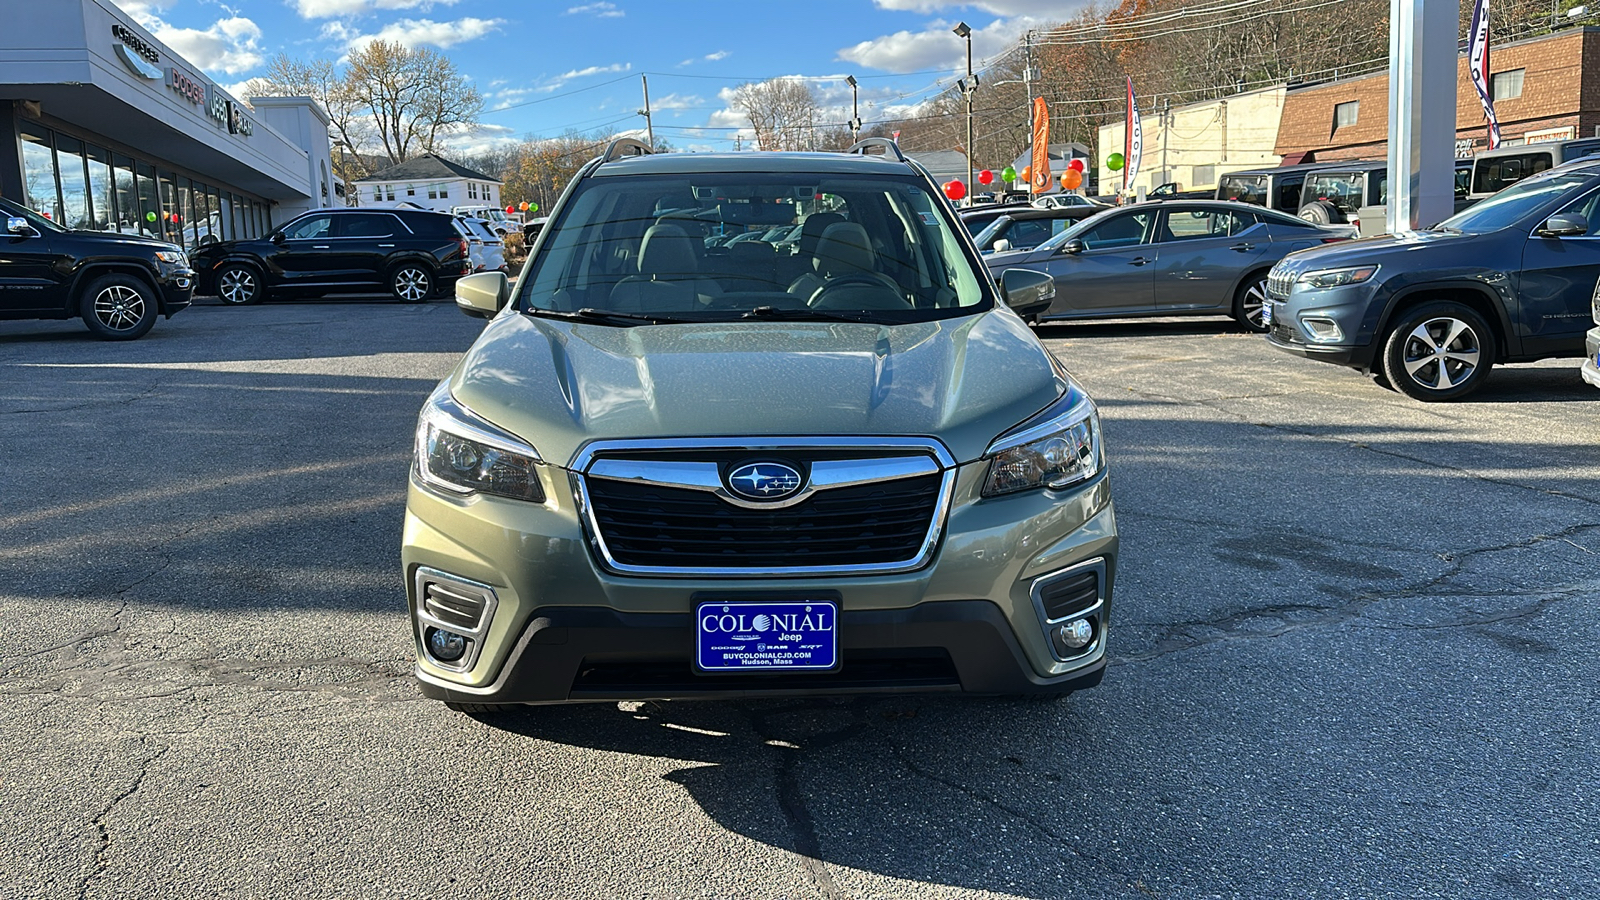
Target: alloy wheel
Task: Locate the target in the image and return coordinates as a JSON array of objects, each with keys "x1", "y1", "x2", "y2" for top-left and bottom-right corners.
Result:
[
  {"x1": 394, "y1": 268, "x2": 430, "y2": 302},
  {"x1": 219, "y1": 268, "x2": 256, "y2": 305},
  {"x1": 1241, "y1": 278, "x2": 1269, "y2": 330},
  {"x1": 93, "y1": 284, "x2": 147, "y2": 332},
  {"x1": 1400, "y1": 316, "x2": 1481, "y2": 391}
]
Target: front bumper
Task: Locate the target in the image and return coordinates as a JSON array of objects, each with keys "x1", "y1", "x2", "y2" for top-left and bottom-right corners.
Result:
[
  {"x1": 402, "y1": 461, "x2": 1118, "y2": 704},
  {"x1": 158, "y1": 267, "x2": 195, "y2": 316},
  {"x1": 1582, "y1": 326, "x2": 1600, "y2": 388},
  {"x1": 1263, "y1": 286, "x2": 1377, "y2": 370}
]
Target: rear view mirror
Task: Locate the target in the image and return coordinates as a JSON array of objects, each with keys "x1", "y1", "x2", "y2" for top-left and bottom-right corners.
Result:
[
  {"x1": 991, "y1": 238, "x2": 1012, "y2": 253},
  {"x1": 270, "y1": 231, "x2": 286, "y2": 244},
  {"x1": 1538, "y1": 213, "x2": 1588, "y2": 237},
  {"x1": 7, "y1": 216, "x2": 34, "y2": 236},
  {"x1": 456, "y1": 271, "x2": 509, "y2": 319},
  {"x1": 1059, "y1": 238, "x2": 1085, "y2": 255}
]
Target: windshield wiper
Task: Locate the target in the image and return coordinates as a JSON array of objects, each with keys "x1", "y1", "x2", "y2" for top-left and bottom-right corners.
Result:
[
  {"x1": 527, "y1": 307, "x2": 694, "y2": 326},
  {"x1": 740, "y1": 305, "x2": 877, "y2": 323}
]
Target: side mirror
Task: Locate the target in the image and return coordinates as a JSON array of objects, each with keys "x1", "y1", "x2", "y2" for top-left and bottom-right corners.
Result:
[
  {"x1": 999, "y1": 267, "x2": 1056, "y2": 314},
  {"x1": 991, "y1": 238, "x2": 1013, "y2": 253},
  {"x1": 1059, "y1": 238, "x2": 1085, "y2": 255},
  {"x1": 455, "y1": 270, "x2": 509, "y2": 319},
  {"x1": 269, "y1": 231, "x2": 286, "y2": 244},
  {"x1": 7, "y1": 216, "x2": 35, "y2": 236},
  {"x1": 1538, "y1": 213, "x2": 1588, "y2": 237}
]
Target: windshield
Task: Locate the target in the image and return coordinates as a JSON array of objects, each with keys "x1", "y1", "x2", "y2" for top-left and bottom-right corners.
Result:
[
  {"x1": 1472, "y1": 151, "x2": 1553, "y2": 195},
  {"x1": 1304, "y1": 173, "x2": 1367, "y2": 213},
  {"x1": 516, "y1": 172, "x2": 991, "y2": 324},
  {"x1": 1437, "y1": 172, "x2": 1599, "y2": 233}
]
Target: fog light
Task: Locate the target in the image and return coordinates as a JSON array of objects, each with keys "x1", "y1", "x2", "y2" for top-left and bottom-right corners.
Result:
[
  {"x1": 426, "y1": 627, "x2": 468, "y2": 663},
  {"x1": 1056, "y1": 618, "x2": 1093, "y2": 649},
  {"x1": 1300, "y1": 317, "x2": 1343, "y2": 343}
]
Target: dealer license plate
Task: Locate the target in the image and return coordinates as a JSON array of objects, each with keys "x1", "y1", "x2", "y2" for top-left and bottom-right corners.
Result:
[{"x1": 695, "y1": 600, "x2": 838, "y2": 672}]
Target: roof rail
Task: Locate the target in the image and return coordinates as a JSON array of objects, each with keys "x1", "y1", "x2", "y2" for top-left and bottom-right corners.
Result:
[
  {"x1": 600, "y1": 137, "x2": 654, "y2": 164},
  {"x1": 845, "y1": 138, "x2": 908, "y2": 163}
]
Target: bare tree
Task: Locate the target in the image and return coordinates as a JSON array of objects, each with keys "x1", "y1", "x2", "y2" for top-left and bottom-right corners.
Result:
[
  {"x1": 731, "y1": 79, "x2": 823, "y2": 151},
  {"x1": 342, "y1": 41, "x2": 484, "y2": 165},
  {"x1": 242, "y1": 54, "x2": 371, "y2": 182}
]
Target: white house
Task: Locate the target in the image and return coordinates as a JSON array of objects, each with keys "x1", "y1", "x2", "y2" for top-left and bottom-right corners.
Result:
[{"x1": 354, "y1": 153, "x2": 502, "y2": 213}]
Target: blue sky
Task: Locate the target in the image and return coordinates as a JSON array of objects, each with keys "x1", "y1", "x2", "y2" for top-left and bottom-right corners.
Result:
[{"x1": 110, "y1": 0, "x2": 1090, "y2": 153}]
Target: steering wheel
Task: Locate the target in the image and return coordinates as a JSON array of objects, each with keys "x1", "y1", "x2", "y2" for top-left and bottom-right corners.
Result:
[{"x1": 807, "y1": 272, "x2": 908, "y2": 309}]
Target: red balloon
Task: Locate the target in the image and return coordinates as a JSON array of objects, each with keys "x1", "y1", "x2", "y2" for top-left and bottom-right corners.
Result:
[
  {"x1": 977, "y1": 169, "x2": 994, "y2": 185},
  {"x1": 944, "y1": 179, "x2": 967, "y2": 201},
  {"x1": 1068, "y1": 158, "x2": 1086, "y2": 173},
  {"x1": 506, "y1": 206, "x2": 514, "y2": 215}
]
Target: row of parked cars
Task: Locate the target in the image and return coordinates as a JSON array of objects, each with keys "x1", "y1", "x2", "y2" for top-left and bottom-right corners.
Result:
[
  {"x1": 955, "y1": 148, "x2": 1600, "y2": 400},
  {"x1": 0, "y1": 203, "x2": 509, "y2": 339}
]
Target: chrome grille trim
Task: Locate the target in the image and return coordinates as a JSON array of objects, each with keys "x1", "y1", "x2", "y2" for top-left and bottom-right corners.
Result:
[{"x1": 571, "y1": 436, "x2": 957, "y2": 578}]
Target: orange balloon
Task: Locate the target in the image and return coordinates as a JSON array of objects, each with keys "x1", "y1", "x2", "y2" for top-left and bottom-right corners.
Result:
[
  {"x1": 1019, "y1": 165, "x2": 1032, "y2": 183},
  {"x1": 1061, "y1": 169, "x2": 1083, "y2": 190}
]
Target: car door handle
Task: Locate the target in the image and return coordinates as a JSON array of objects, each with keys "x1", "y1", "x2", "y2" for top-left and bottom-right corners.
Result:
[
  {"x1": 1129, "y1": 257, "x2": 1150, "y2": 266},
  {"x1": 313, "y1": 245, "x2": 330, "y2": 249},
  {"x1": 379, "y1": 244, "x2": 395, "y2": 248},
  {"x1": 1230, "y1": 242, "x2": 1256, "y2": 252}
]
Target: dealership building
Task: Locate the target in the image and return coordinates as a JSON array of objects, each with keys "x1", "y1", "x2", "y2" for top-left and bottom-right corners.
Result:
[{"x1": 0, "y1": 0, "x2": 333, "y2": 249}]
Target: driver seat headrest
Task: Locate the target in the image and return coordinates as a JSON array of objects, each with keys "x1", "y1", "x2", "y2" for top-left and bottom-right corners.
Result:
[
  {"x1": 637, "y1": 224, "x2": 698, "y2": 279},
  {"x1": 813, "y1": 222, "x2": 876, "y2": 278}
]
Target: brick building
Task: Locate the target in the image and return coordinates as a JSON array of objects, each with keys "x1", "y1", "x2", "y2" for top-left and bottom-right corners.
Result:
[{"x1": 1275, "y1": 26, "x2": 1600, "y2": 161}]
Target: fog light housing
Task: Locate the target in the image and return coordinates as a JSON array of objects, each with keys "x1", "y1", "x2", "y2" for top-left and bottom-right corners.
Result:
[
  {"x1": 1300, "y1": 317, "x2": 1343, "y2": 343},
  {"x1": 1056, "y1": 619, "x2": 1094, "y2": 650},
  {"x1": 425, "y1": 627, "x2": 469, "y2": 663}
]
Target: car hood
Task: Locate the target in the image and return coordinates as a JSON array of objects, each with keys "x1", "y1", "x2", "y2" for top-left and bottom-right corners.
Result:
[
  {"x1": 449, "y1": 310, "x2": 1065, "y2": 468},
  {"x1": 71, "y1": 231, "x2": 183, "y2": 255},
  {"x1": 1270, "y1": 228, "x2": 1471, "y2": 279}
]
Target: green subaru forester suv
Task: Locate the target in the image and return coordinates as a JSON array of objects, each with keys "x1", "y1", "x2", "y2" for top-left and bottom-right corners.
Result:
[{"x1": 402, "y1": 139, "x2": 1118, "y2": 711}]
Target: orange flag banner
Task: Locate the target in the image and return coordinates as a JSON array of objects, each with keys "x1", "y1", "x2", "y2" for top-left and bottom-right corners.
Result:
[{"x1": 1030, "y1": 97, "x2": 1050, "y2": 194}]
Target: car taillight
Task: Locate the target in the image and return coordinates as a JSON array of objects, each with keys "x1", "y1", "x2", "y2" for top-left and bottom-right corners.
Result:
[{"x1": 458, "y1": 238, "x2": 469, "y2": 259}]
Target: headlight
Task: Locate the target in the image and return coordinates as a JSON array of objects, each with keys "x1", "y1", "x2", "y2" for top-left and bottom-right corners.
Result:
[
  {"x1": 1298, "y1": 265, "x2": 1377, "y2": 289},
  {"x1": 154, "y1": 250, "x2": 188, "y2": 265},
  {"x1": 982, "y1": 390, "x2": 1102, "y2": 497},
  {"x1": 415, "y1": 386, "x2": 545, "y2": 502}
]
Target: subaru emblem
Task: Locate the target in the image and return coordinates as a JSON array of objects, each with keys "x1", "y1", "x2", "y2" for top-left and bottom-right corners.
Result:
[{"x1": 726, "y1": 462, "x2": 805, "y2": 502}]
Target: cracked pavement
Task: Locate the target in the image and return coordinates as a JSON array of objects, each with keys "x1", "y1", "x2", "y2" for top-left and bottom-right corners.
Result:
[{"x1": 2, "y1": 303, "x2": 1597, "y2": 898}]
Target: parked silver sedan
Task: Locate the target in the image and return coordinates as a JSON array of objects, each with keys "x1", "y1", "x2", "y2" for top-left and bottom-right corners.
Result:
[{"x1": 987, "y1": 200, "x2": 1351, "y2": 330}]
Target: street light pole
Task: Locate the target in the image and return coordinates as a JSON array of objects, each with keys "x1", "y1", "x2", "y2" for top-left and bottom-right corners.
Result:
[
  {"x1": 953, "y1": 22, "x2": 974, "y2": 205},
  {"x1": 846, "y1": 75, "x2": 861, "y2": 143},
  {"x1": 639, "y1": 75, "x2": 655, "y2": 149}
]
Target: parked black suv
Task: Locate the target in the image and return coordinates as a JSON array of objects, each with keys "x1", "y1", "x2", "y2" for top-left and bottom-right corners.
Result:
[
  {"x1": 0, "y1": 196, "x2": 193, "y2": 340},
  {"x1": 1265, "y1": 158, "x2": 1600, "y2": 400},
  {"x1": 191, "y1": 208, "x2": 470, "y2": 305}
]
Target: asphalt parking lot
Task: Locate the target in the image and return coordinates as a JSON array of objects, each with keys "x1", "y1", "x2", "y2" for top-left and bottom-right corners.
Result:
[{"x1": 2, "y1": 298, "x2": 1597, "y2": 899}]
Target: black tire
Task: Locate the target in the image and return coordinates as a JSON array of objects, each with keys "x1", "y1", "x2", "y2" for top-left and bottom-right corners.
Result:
[
  {"x1": 390, "y1": 263, "x2": 434, "y2": 303},
  {"x1": 1296, "y1": 201, "x2": 1342, "y2": 225},
  {"x1": 79, "y1": 273, "x2": 158, "y2": 341},
  {"x1": 1380, "y1": 301, "x2": 1496, "y2": 401},
  {"x1": 215, "y1": 263, "x2": 265, "y2": 306},
  {"x1": 1232, "y1": 272, "x2": 1271, "y2": 332}
]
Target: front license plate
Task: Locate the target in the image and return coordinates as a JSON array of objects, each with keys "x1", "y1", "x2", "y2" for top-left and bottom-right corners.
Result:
[
  {"x1": 695, "y1": 601, "x2": 839, "y2": 672},
  {"x1": 1261, "y1": 299, "x2": 1274, "y2": 325}
]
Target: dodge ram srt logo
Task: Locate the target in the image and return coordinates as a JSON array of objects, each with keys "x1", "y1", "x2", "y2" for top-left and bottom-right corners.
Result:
[{"x1": 726, "y1": 463, "x2": 804, "y2": 501}]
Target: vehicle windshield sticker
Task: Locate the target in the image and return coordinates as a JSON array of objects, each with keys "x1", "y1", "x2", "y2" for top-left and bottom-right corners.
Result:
[{"x1": 919, "y1": 212, "x2": 939, "y2": 226}]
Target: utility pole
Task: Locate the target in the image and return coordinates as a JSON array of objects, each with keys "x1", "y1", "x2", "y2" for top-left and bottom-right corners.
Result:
[
  {"x1": 638, "y1": 75, "x2": 655, "y2": 149},
  {"x1": 954, "y1": 21, "x2": 974, "y2": 203},
  {"x1": 1161, "y1": 99, "x2": 1171, "y2": 185},
  {"x1": 1022, "y1": 31, "x2": 1038, "y2": 192},
  {"x1": 846, "y1": 75, "x2": 861, "y2": 143}
]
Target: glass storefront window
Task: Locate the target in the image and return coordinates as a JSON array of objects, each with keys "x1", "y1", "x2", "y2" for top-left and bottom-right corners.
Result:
[
  {"x1": 20, "y1": 126, "x2": 59, "y2": 221},
  {"x1": 113, "y1": 156, "x2": 137, "y2": 236},
  {"x1": 136, "y1": 164, "x2": 160, "y2": 240},
  {"x1": 205, "y1": 185, "x2": 222, "y2": 243},
  {"x1": 179, "y1": 178, "x2": 200, "y2": 250},
  {"x1": 55, "y1": 137, "x2": 91, "y2": 230},
  {"x1": 159, "y1": 174, "x2": 178, "y2": 244},
  {"x1": 86, "y1": 145, "x2": 115, "y2": 231}
]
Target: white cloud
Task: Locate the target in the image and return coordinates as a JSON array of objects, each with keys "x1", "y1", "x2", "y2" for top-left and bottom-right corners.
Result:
[
  {"x1": 109, "y1": 0, "x2": 172, "y2": 28},
  {"x1": 340, "y1": 17, "x2": 504, "y2": 50},
  {"x1": 704, "y1": 50, "x2": 730, "y2": 61},
  {"x1": 565, "y1": 2, "x2": 624, "y2": 17},
  {"x1": 559, "y1": 62, "x2": 630, "y2": 80},
  {"x1": 109, "y1": 1, "x2": 265, "y2": 76},
  {"x1": 293, "y1": 0, "x2": 460, "y2": 18},
  {"x1": 652, "y1": 93, "x2": 704, "y2": 111},
  {"x1": 838, "y1": 16, "x2": 1038, "y2": 74}
]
